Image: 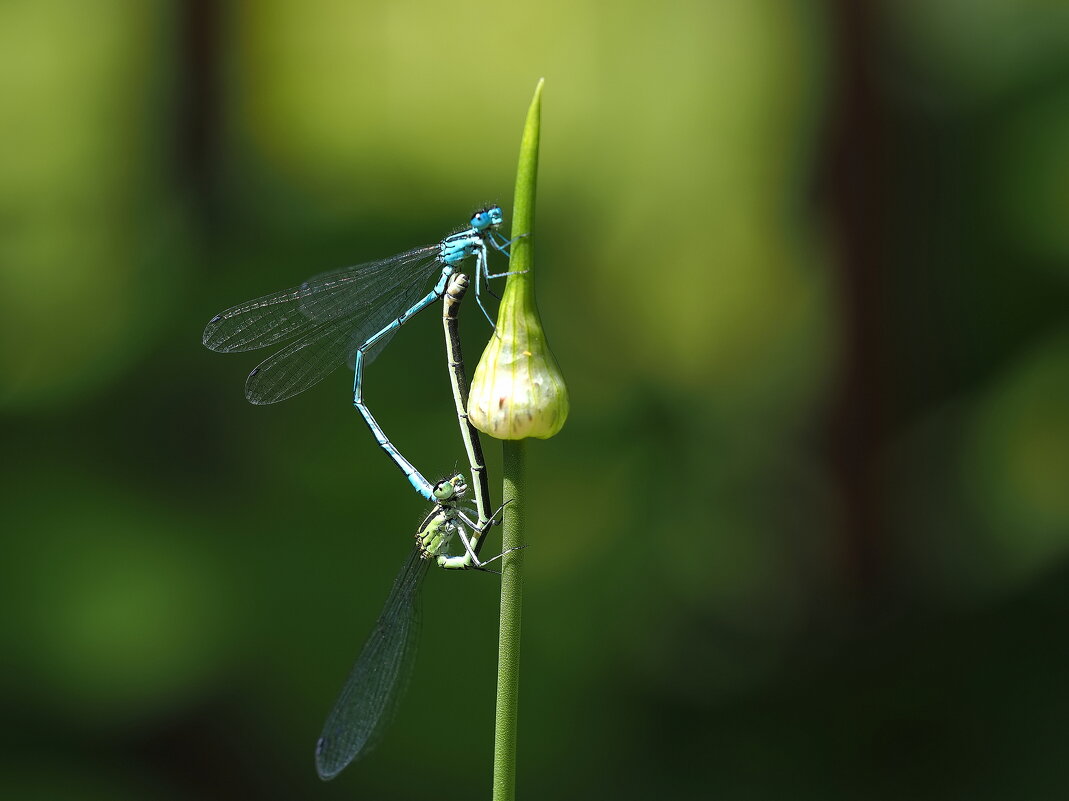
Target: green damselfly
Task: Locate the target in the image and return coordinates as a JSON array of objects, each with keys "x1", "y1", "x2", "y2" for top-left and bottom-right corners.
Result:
[{"x1": 314, "y1": 274, "x2": 514, "y2": 780}]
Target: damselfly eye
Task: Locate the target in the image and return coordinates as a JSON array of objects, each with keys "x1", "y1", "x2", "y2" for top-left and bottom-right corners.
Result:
[{"x1": 432, "y1": 481, "x2": 455, "y2": 501}]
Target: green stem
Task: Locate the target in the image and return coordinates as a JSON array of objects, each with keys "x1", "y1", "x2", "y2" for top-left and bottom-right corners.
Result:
[
  {"x1": 493, "y1": 439, "x2": 526, "y2": 801},
  {"x1": 492, "y1": 78, "x2": 542, "y2": 801}
]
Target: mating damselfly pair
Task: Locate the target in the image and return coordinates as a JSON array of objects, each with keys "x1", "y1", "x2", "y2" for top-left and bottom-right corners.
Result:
[{"x1": 203, "y1": 209, "x2": 522, "y2": 779}]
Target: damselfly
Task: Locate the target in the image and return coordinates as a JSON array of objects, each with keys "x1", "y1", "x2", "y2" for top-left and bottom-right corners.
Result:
[
  {"x1": 314, "y1": 275, "x2": 513, "y2": 780},
  {"x1": 202, "y1": 208, "x2": 516, "y2": 502}
]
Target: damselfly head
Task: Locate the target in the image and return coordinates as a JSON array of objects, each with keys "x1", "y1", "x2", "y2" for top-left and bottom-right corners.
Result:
[
  {"x1": 432, "y1": 473, "x2": 468, "y2": 502},
  {"x1": 471, "y1": 206, "x2": 504, "y2": 232}
]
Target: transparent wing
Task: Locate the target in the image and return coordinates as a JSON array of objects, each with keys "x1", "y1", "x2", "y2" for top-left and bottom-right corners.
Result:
[
  {"x1": 242, "y1": 269, "x2": 436, "y2": 404},
  {"x1": 202, "y1": 245, "x2": 440, "y2": 354},
  {"x1": 243, "y1": 318, "x2": 356, "y2": 405},
  {"x1": 202, "y1": 246, "x2": 444, "y2": 403},
  {"x1": 315, "y1": 547, "x2": 429, "y2": 781}
]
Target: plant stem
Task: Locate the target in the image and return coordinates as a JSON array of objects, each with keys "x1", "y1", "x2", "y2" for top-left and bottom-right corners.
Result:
[
  {"x1": 493, "y1": 439, "x2": 526, "y2": 801},
  {"x1": 492, "y1": 77, "x2": 542, "y2": 801}
]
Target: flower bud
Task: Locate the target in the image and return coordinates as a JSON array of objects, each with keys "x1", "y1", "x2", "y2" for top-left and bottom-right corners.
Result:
[{"x1": 468, "y1": 275, "x2": 568, "y2": 440}]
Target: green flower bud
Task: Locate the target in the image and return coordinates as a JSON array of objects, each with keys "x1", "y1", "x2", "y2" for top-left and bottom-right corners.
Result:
[{"x1": 468, "y1": 274, "x2": 568, "y2": 440}]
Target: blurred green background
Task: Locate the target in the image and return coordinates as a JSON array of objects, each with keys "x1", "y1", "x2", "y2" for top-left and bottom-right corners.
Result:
[{"x1": 2, "y1": 1, "x2": 1069, "y2": 799}]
